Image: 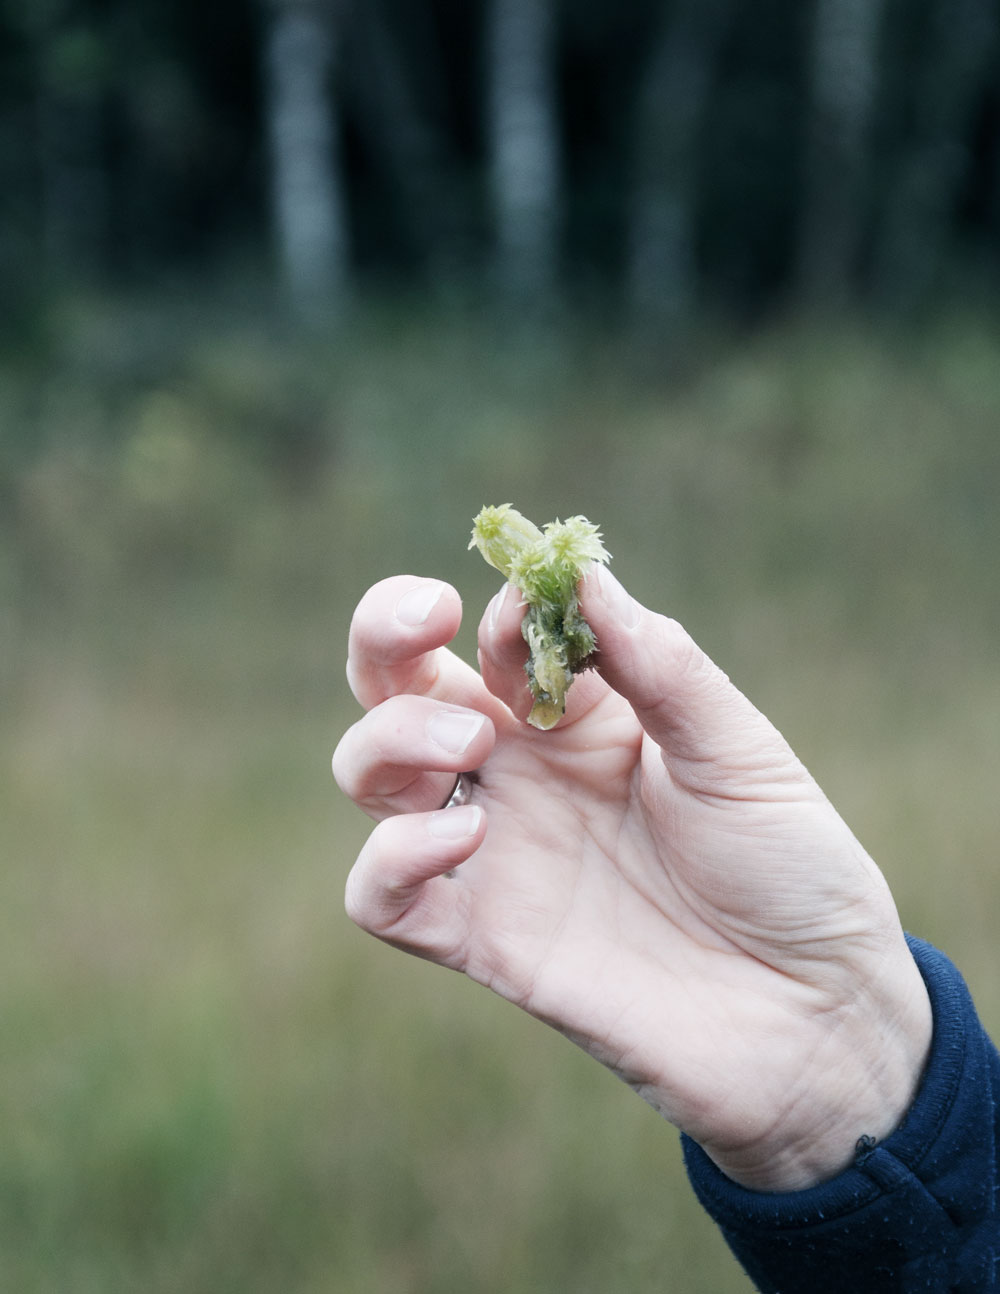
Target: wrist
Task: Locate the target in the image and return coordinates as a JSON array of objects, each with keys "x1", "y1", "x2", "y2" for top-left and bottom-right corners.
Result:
[{"x1": 700, "y1": 949, "x2": 933, "y2": 1193}]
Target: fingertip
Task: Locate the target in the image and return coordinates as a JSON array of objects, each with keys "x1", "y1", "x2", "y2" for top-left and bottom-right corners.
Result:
[
  {"x1": 581, "y1": 562, "x2": 642, "y2": 633},
  {"x1": 427, "y1": 802, "x2": 484, "y2": 841},
  {"x1": 577, "y1": 564, "x2": 650, "y2": 699},
  {"x1": 477, "y1": 583, "x2": 534, "y2": 720},
  {"x1": 390, "y1": 577, "x2": 462, "y2": 644},
  {"x1": 479, "y1": 581, "x2": 524, "y2": 642},
  {"x1": 351, "y1": 575, "x2": 462, "y2": 656},
  {"x1": 394, "y1": 580, "x2": 448, "y2": 627},
  {"x1": 580, "y1": 566, "x2": 695, "y2": 698},
  {"x1": 346, "y1": 575, "x2": 468, "y2": 710},
  {"x1": 580, "y1": 569, "x2": 762, "y2": 766}
]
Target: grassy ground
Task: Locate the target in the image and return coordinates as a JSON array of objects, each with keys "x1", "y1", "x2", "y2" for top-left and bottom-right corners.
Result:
[{"x1": 2, "y1": 297, "x2": 999, "y2": 1290}]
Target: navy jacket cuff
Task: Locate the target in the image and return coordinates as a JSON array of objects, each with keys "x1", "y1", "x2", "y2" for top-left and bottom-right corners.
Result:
[{"x1": 681, "y1": 936, "x2": 998, "y2": 1291}]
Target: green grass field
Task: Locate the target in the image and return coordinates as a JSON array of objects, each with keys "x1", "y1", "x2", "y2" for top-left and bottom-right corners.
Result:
[{"x1": 2, "y1": 299, "x2": 999, "y2": 1290}]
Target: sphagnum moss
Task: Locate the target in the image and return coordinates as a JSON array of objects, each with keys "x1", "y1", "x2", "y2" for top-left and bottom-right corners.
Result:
[{"x1": 469, "y1": 504, "x2": 611, "y2": 729}]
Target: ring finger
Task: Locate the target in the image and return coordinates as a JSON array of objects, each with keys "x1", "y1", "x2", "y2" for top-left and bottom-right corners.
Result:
[{"x1": 332, "y1": 693, "x2": 496, "y2": 820}]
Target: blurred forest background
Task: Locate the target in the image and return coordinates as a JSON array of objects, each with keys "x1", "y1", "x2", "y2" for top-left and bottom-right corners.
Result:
[{"x1": 2, "y1": 0, "x2": 1000, "y2": 1291}]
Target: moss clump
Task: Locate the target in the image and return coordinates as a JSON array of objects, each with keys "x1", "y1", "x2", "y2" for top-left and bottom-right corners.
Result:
[{"x1": 469, "y1": 504, "x2": 611, "y2": 728}]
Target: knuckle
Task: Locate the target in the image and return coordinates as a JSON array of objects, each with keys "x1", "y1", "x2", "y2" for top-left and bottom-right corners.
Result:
[
  {"x1": 343, "y1": 865, "x2": 369, "y2": 928},
  {"x1": 343, "y1": 823, "x2": 388, "y2": 928},
  {"x1": 330, "y1": 729, "x2": 360, "y2": 797},
  {"x1": 345, "y1": 656, "x2": 366, "y2": 704},
  {"x1": 331, "y1": 758, "x2": 352, "y2": 800}
]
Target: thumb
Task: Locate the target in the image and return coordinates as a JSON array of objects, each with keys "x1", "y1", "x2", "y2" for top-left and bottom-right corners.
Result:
[{"x1": 580, "y1": 565, "x2": 796, "y2": 777}]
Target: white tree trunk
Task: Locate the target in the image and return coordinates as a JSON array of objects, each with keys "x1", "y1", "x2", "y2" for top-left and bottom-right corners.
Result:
[
  {"x1": 488, "y1": 0, "x2": 559, "y2": 302},
  {"x1": 264, "y1": 0, "x2": 349, "y2": 320},
  {"x1": 797, "y1": 0, "x2": 886, "y2": 304}
]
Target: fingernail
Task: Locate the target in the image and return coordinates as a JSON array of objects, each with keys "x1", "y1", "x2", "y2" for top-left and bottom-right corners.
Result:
[
  {"x1": 427, "y1": 710, "x2": 485, "y2": 755},
  {"x1": 395, "y1": 583, "x2": 445, "y2": 627},
  {"x1": 487, "y1": 583, "x2": 512, "y2": 633},
  {"x1": 428, "y1": 804, "x2": 482, "y2": 839},
  {"x1": 594, "y1": 564, "x2": 641, "y2": 630}
]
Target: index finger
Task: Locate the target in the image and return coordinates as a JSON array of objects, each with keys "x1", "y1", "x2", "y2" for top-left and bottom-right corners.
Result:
[{"x1": 346, "y1": 576, "x2": 507, "y2": 718}]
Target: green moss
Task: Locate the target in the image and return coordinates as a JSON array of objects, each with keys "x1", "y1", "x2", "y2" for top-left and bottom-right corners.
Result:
[{"x1": 469, "y1": 504, "x2": 611, "y2": 728}]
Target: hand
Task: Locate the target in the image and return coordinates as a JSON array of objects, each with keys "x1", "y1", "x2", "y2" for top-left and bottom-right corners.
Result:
[{"x1": 333, "y1": 567, "x2": 932, "y2": 1191}]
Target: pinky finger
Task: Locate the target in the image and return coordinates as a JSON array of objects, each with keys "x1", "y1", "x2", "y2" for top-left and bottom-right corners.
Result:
[{"x1": 344, "y1": 804, "x2": 485, "y2": 965}]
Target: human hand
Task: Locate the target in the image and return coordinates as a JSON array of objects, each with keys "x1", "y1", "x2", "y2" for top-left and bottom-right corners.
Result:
[{"x1": 333, "y1": 568, "x2": 932, "y2": 1191}]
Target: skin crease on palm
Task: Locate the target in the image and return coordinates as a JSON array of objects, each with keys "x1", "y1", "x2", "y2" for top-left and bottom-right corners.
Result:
[{"x1": 333, "y1": 562, "x2": 933, "y2": 1193}]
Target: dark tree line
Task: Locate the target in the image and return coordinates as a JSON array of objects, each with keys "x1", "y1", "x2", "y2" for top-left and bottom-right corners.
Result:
[{"x1": 2, "y1": 0, "x2": 999, "y2": 327}]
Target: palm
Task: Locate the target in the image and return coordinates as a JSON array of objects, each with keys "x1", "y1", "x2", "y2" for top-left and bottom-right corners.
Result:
[{"x1": 418, "y1": 672, "x2": 886, "y2": 1147}]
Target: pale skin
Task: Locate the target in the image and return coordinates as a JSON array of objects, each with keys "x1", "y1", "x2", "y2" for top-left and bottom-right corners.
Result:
[{"x1": 333, "y1": 564, "x2": 932, "y2": 1192}]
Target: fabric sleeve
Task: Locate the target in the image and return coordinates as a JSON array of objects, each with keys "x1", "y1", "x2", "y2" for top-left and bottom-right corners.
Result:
[{"x1": 682, "y1": 936, "x2": 999, "y2": 1292}]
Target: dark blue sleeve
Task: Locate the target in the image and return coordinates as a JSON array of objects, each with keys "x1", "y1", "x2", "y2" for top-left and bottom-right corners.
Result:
[{"x1": 682, "y1": 937, "x2": 999, "y2": 1291}]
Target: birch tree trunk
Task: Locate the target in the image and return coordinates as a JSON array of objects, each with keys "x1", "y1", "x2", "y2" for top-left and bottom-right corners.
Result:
[
  {"x1": 263, "y1": 0, "x2": 349, "y2": 321},
  {"x1": 487, "y1": 0, "x2": 559, "y2": 305},
  {"x1": 874, "y1": 0, "x2": 998, "y2": 307},
  {"x1": 626, "y1": 0, "x2": 733, "y2": 332},
  {"x1": 796, "y1": 0, "x2": 886, "y2": 305}
]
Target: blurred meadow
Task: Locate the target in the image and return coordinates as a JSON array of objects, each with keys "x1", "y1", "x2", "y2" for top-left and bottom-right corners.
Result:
[
  {"x1": 3, "y1": 0, "x2": 1000, "y2": 1290},
  {"x1": 4, "y1": 297, "x2": 1000, "y2": 1293}
]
